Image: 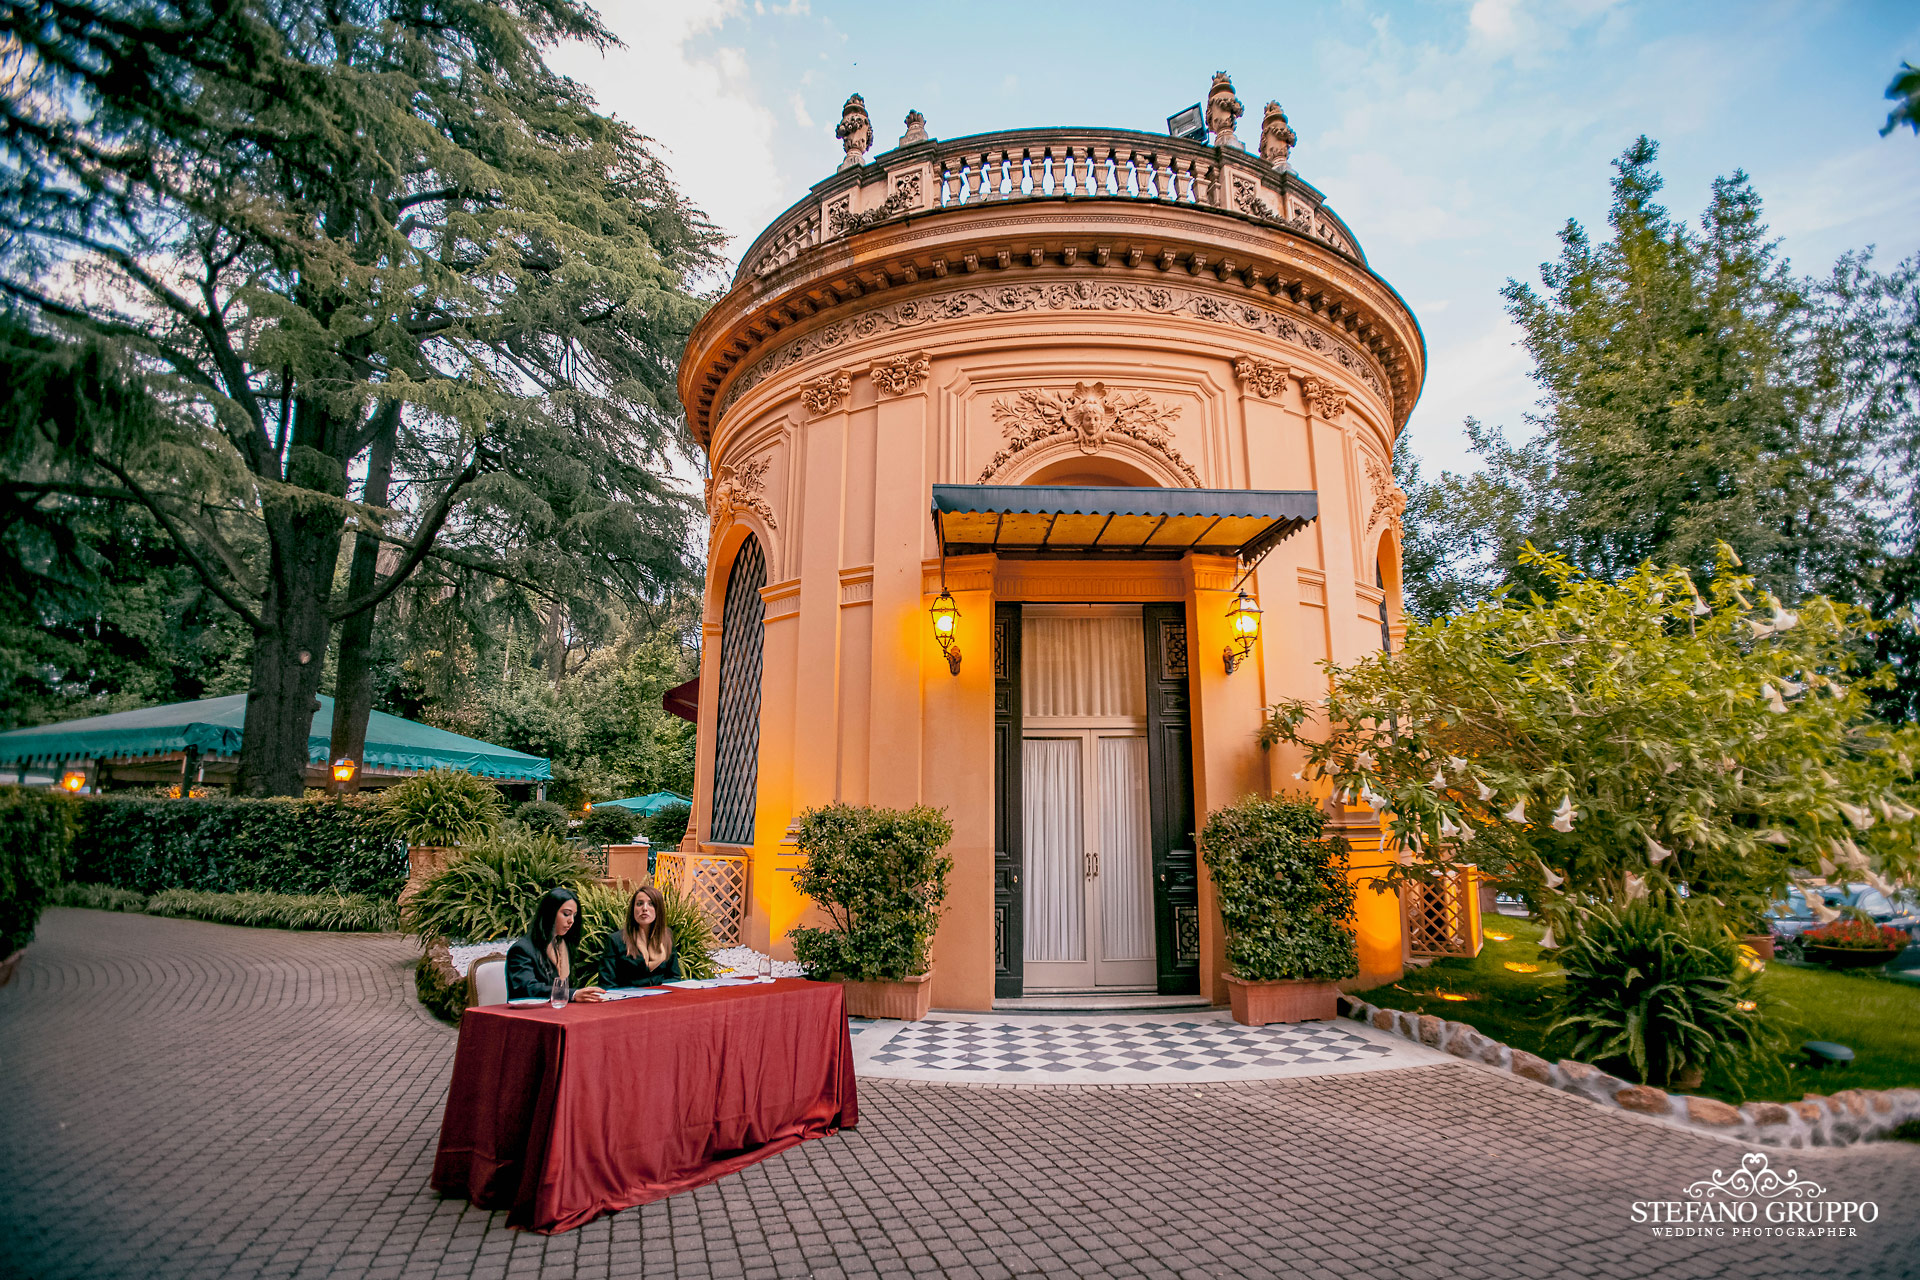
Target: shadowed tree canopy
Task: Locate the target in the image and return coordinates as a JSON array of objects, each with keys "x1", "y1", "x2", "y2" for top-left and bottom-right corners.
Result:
[{"x1": 0, "y1": 0, "x2": 722, "y2": 793}]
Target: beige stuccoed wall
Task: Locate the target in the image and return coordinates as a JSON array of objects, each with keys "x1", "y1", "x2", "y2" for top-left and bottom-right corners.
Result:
[{"x1": 687, "y1": 292, "x2": 1412, "y2": 1010}]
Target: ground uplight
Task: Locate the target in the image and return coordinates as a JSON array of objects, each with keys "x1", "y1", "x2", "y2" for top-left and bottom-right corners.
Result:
[{"x1": 1503, "y1": 962, "x2": 1540, "y2": 974}]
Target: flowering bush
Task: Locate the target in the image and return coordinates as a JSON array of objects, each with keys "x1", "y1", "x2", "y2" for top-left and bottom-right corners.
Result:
[{"x1": 1802, "y1": 920, "x2": 1908, "y2": 951}]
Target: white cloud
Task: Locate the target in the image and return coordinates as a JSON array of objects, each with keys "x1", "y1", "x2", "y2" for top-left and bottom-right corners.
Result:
[
  {"x1": 547, "y1": 0, "x2": 786, "y2": 268},
  {"x1": 1402, "y1": 314, "x2": 1537, "y2": 472}
]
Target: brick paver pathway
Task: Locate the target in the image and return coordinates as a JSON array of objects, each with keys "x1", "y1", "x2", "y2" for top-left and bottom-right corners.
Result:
[{"x1": 2, "y1": 908, "x2": 1916, "y2": 1280}]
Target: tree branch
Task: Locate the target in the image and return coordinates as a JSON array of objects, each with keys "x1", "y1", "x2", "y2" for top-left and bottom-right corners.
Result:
[
  {"x1": 85, "y1": 452, "x2": 265, "y2": 631},
  {"x1": 328, "y1": 453, "x2": 481, "y2": 621}
]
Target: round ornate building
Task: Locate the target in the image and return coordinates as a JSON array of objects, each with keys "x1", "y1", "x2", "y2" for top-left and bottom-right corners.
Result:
[{"x1": 676, "y1": 78, "x2": 1433, "y2": 1010}]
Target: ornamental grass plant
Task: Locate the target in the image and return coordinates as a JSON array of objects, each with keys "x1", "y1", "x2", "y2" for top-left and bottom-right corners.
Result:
[
  {"x1": 377, "y1": 768, "x2": 505, "y2": 848},
  {"x1": 50, "y1": 882, "x2": 149, "y2": 912},
  {"x1": 403, "y1": 832, "x2": 592, "y2": 943},
  {"x1": 143, "y1": 889, "x2": 401, "y2": 932},
  {"x1": 1200, "y1": 795, "x2": 1358, "y2": 983},
  {"x1": 571, "y1": 880, "x2": 717, "y2": 980},
  {"x1": 1550, "y1": 899, "x2": 1773, "y2": 1089},
  {"x1": 789, "y1": 803, "x2": 954, "y2": 981}
]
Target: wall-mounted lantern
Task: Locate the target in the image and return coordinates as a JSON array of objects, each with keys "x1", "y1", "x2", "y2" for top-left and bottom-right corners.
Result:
[
  {"x1": 331, "y1": 757, "x2": 358, "y2": 784},
  {"x1": 929, "y1": 591, "x2": 962, "y2": 675},
  {"x1": 60, "y1": 768, "x2": 87, "y2": 793},
  {"x1": 1223, "y1": 590, "x2": 1263, "y2": 673}
]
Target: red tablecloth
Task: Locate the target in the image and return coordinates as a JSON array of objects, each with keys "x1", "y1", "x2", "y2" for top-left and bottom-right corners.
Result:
[{"x1": 431, "y1": 978, "x2": 858, "y2": 1233}]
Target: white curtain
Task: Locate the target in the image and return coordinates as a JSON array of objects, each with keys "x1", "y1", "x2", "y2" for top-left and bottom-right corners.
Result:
[
  {"x1": 1097, "y1": 736, "x2": 1154, "y2": 962},
  {"x1": 1023, "y1": 737, "x2": 1084, "y2": 962},
  {"x1": 1023, "y1": 616, "x2": 1146, "y2": 720}
]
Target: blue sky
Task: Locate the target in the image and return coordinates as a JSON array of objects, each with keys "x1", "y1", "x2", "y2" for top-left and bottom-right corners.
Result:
[{"x1": 552, "y1": 0, "x2": 1920, "y2": 475}]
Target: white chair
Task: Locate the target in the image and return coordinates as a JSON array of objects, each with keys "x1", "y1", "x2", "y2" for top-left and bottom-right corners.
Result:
[{"x1": 469, "y1": 955, "x2": 509, "y2": 1007}]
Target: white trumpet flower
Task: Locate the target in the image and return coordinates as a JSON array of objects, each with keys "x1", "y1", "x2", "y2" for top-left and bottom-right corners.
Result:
[
  {"x1": 1864, "y1": 870, "x2": 1897, "y2": 897},
  {"x1": 1692, "y1": 598, "x2": 1712, "y2": 617},
  {"x1": 1476, "y1": 778, "x2": 1495, "y2": 802},
  {"x1": 1355, "y1": 750, "x2": 1375, "y2": 771},
  {"x1": 1504, "y1": 797, "x2": 1528, "y2": 823},
  {"x1": 1837, "y1": 801, "x2": 1876, "y2": 831},
  {"x1": 1749, "y1": 619, "x2": 1774, "y2": 640},
  {"x1": 1762, "y1": 682, "x2": 1788, "y2": 714},
  {"x1": 1759, "y1": 831, "x2": 1790, "y2": 846},
  {"x1": 1771, "y1": 603, "x2": 1799, "y2": 631},
  {"x1": 1809, "y1": 898, "x2": 1842, "y2": 924},
  {"x1": 1429, "y1": 767, "x2": 1448, "y2": 791},
  {"x1": 1439, "y1": 814, "x2": 1460, "y2": 839},
  {"x1": 1540, "y1": 862, "x2": 1564, "y2": 889},
  {"x1": 1447, "y1": 755, "x2": 1468, "y2": 773},
  {"x1": 1777, "y1": 678, "x2": 1805, "y2": 697},
  {"x1": 1456, "y1": 821, "x2": 1478, "y2": 844},
  {"x1": 1646, "y1": 835, "x2": 1672, "y2": 864},
  {"x1": 1818, "y1": 855, "x2": 1838, "y2": 879},
  {"x1": 1551, "y1": 796, "x2": 1576, "y2": 833},
  {"x1": 1888, "y1": 801, "x2": 1918, "y2": 824},
  {"x1": 1537, "y1": 926, "x2": 1557, "y2": 949},
  {"x1": 1624, "y1": 872, "x2": 1648, "y2": 902}
]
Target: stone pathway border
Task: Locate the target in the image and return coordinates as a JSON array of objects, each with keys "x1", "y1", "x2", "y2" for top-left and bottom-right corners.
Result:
[{"x1": 1340, "y1": 994, "x2": 1920, "y2": 1148}]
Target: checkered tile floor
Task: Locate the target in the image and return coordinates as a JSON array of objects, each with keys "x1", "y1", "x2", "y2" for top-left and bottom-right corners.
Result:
[{"x1": 863, "y1": 1018, "x2": 1395, "y2": 1074}]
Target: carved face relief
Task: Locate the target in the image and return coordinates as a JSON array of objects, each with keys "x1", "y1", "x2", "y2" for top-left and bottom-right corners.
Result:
[
  {"x1": 868, "y1": 352, "x2": 930, "y2": 396},
  {"x1": 1300, "y1": 375, "x2": 1350, "y2": 422},
  {"x1": 707, "y1": 456, "x2": 778, "y2": 531},
  {"x1": 800, "y1": 370, "x2": 852, "y2": 416},
  {"x1": 980, "y1": 384, "x2": 1198, "y2": 484},
  {"x1": 1233, "y1": 356, "x2": 1290, "y2": 399}
]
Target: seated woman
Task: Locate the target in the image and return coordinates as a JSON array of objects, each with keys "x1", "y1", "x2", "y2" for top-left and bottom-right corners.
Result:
[
  {"x1": 597, "y1": 884, "x2": 681, "y2": 989},
  {"x1": 505, "y1": 887, "x2": 605, "y2": 1003}
]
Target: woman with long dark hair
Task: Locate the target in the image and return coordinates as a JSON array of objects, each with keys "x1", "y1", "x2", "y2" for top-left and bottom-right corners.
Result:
[
  {"x1": 596, "y1": 884, "x2": 680, "y2": 988},
  {"x1": 505, "y1": 887, "x2": 606, "y2": 1002}
]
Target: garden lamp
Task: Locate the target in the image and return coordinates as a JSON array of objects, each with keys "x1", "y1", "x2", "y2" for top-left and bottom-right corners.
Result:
[
  {"x1": 60, "y1": 768, "x2": 87, "y2": 793},
  {"x1": 929, "y1": 590, "x2": 962, "y2": 675},
  {"x1": 1223, "y1": 589, "x2": 1262, "y2": 673},
  {"x1": 331, "y1": 757, "x2": 357, "y2": 784}
]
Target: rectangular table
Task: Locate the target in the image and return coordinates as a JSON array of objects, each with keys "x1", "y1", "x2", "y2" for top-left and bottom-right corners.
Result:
[{"x1": 431, "y1": 978, "x2": 858, "y2": 1233}]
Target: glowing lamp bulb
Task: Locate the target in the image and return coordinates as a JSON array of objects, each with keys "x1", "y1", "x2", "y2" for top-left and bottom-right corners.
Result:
[
  {"x1": 331, "y1": 757, "x2": 357, "y2": 783},
  {"x1": 1223, "y1": 590, "x2": 1263, "y2": 673},
  {"x1": 928, "y1": 591, "x2": 962, "y2": 675},
  {"x1": 60, "y1": 770, "x2": 87, "y2": 793}
]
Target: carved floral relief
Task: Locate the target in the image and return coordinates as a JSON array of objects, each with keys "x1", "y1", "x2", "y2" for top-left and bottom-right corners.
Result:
[
  {"x1": 1362, "y1": 449, "x2": 1407, "y2": 536},
  {"x1": 869, "y1": 352, "x2": 931, "y2": 396},
  {"x1": 977, "y1": 382, "x2": 1200, "y2": 484},
  {"x1": 1300, "y1": 374, "x2": 1349, "y2": 421},
  {"x1": 1233, "y1": 356, "x2": 1290, "y2": 398},
  {"x1": 800, "y1": 370, "x2": 853, "y2": 416},
  {"x1": 706, "y1": 455, "x2": 778, "y2": 531}
]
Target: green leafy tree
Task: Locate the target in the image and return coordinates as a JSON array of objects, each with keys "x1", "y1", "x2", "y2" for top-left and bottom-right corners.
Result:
[
  {"x1": 1262, "y1": 544, "x2": 1920, "y2": 935},
  {"x1": 1885, "y1": 61, "x2": 1920, "y2": 137},
  {"x1": 0, "y1": 0, "x2": 719, "y2": 793}
]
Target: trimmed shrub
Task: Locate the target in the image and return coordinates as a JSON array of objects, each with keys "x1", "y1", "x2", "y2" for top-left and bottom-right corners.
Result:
[
  {"x1": 513, "y1": 799, "x2": 571, "y2": 840},
  {"x1": 143, "y1": 889, "x2": 401, "y2": 932},
  {"x1": 376, "y1": 768, "x2": 505, "y2": 847},
  {"x1": 1200, "y1": 794, "x2": 1358, "y2": 983},
  {"x1": 402, "y1": 831, "x2": 594, "y2": 943},
  {"x1": 0, "y1": 788, "x2": 77, "y2": 955},
  {"x1": 74, "y1": 795, "x2": 406, "y2": 898},
  {"x1": 640, "y1": 802, "x2": 692, "y2": 848},
  {"x1": 1550, "y1": 899, "x2": 1770, "y2": 1088},
  {"x1": 788, "y1": 803, "x2": 954, "y2": 981},
  {"x1": 51, "y1": 881, "x2": 148, "y2": 912},
  {"x1": 578, "y1": 805, "x2": 641, "y2": 848}
]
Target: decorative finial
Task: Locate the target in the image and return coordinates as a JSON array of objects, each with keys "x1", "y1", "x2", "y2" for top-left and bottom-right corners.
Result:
[
  {"x1": 1206, "y1": 72, "x2": 1244, "y2": 150},
  {"x1": 836, "y1": 93, "x2": 873, "y2": 171},
  {"x1": 898, "y1": 109, "x2": 928, "y2": 147},
  {"x1": 1259, "y1": 101, "x2": 1297, "y2": 170}
]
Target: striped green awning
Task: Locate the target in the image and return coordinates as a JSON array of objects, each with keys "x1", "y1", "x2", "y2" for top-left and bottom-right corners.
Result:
[{"x1": 932, "y1": 485, "x2": 1316, "y2": 560}]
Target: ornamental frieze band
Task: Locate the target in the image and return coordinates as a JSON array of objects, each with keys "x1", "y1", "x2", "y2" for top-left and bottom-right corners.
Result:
[{"x1": 714, "y1": 278, "x2": 1391, "y2": 422}]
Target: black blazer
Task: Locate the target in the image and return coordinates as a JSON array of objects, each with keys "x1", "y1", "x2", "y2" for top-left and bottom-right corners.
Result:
[
  {"x1": 595, "y1": 930, "x2": 681, "y2": 988},
  {"x1": 504, "y1": 935, "x2": 577, "y2": 1000}
]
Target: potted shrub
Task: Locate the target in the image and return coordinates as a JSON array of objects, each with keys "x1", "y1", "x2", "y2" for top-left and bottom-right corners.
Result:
[
  {"x1": 1801, "y1": 918, "x2": 1907, "y2": 969},
  {"x1": 1201, "y1": 795, "x2": 1357, "y2": 1025},
  {"x1": 789, "y1": 803, "x2": 954, "y2": 1020},
  {"x1": 377, "y1": 768, "x2": 505, "y2": 901}
]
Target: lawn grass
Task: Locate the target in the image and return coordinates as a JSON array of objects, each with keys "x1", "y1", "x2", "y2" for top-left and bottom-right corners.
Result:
[{"x1": 1355, "y1": 914, "x2": 1920, "y2": 1102}]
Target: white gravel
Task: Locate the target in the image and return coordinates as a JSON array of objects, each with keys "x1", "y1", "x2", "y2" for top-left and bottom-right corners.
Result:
[{"x1": 448, "y1": 939, "x2": 807, "y2": 979}]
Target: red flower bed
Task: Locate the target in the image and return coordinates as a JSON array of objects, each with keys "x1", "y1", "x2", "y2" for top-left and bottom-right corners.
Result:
[{"x1": 1803, "y1": 920, "x2": 1908, "y2": 951}]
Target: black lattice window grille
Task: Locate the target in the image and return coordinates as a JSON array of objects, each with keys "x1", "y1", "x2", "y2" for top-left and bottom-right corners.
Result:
[
  {"x1": 994, "y1": 905, "x2": 1008, "y2": 974},
  {"x1": 1174, "y1": 905, "x2": 1200, "y2": 965},
  {"x1": 708, "y1": 537, "x2": 766, "y2": 845},
  {"x1": 1160, "y1": 618, "x2": 1189, "y2": 680}
]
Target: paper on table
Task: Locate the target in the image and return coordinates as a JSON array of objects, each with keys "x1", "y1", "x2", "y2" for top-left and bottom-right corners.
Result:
[
  {"x1": 663, "y1": 976, "x2": 768, "y2": 990},
  {"x1": 506, "y1": 997, "x2": 550, "y2": 1007},
  {"x1": 600, "y1": 987, "x2": 668, "y2": 1001}
]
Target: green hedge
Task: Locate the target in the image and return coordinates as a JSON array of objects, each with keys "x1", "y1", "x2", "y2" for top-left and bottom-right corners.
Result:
[
  {"x1": 1, "y1": 788, "x2": 78, "y2": 955},
  {"x1": 74, "y1": 795, "x2": 407, "y2": 899}
]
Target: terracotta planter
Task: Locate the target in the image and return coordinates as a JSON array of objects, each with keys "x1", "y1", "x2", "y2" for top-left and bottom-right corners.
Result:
[
  {"x1": 1804, "y1": 944, "x2": 1901, "y2": 970},
  {"x1": 1225, "y1": 974, "x2": 1341, "y2": 1026},
  {"x1": 603, "y1": 844, "x2": 653, "y2": 888},
  {"x1": 402, "y1": 845, "x2": 456, "y2": 904},
  {"x1": 836, "y1": 971, "x2": 934, "y2": 1021},
  {"x1": 1741, "y1": 933, "x2": 1776, "y2": 961},
  {"x1": 0, "y1": 947, "x2": 23, "y2": 989}
]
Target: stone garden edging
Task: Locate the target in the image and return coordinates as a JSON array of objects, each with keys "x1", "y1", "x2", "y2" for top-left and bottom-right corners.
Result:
[{"x1": 1338, "y1": 995, "x2": 1920, "y2": 1148}]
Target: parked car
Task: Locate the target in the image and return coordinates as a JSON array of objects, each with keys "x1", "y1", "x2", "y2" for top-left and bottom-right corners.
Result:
[{"x1": 1769, "y1": 883, "x2": 1920, "y2": 942}]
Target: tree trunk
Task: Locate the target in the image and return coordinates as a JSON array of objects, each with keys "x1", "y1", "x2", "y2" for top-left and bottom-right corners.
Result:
[{"x1": 328, "y1": 411, "x2": 398, "y2": 794}]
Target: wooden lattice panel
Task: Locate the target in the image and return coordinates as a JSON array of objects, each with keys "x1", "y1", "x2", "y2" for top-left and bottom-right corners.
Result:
[
  {"x1": 1405, "y1": 871, "x2": 1475, "y2": 957},
  {"x1": 657, "y1": 852, "x2": 749, "y2": 947}
]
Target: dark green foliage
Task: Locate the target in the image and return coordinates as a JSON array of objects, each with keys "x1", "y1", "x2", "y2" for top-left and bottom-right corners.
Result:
[
  {"x1": 571, "y1": 880, "x2": 715, "y2": 980},
  {"x1": 512, "y1": 800, "x2": 571, "y2": 839},
  {"x1": 402, "y1": 832, "x2": 593, "y2": 944},
  {"x1": 415, "y1": 950, "x2": 468, "y2": 1025},
  {"x1": 1885, "y1": 61, "x2": 1920, "y2": 136},
  {"x1": 50, "y1": 881, "x2": 147, "y2": 912},
  {"x1": 789, "y1": 804, "x2": 954, "y2": 982},
  {"x1": 375, "y1": 769, "x2": 505, "y2": 847},
  {"x1": 1200, "y1": 795, "x2": 1358, "y2": 983},
  {"x1": 143, "y1": 889, "x2": 399, "y2": 932},
  {"x1": 578, "y1": 806, "x2": 641, "y2": 848},
  {"x1": 1550, "y1": 900, "x2": 1771, "y2": 1088},
  {"x1": 640, "y1": 803, "x2": 692, "y2": 848},
  {"x1": 0, "y1": 788, "x2": 77, "y2": 954},
  {"x1": 73, "y1": 796, "x2": 406, "y2": 898}
]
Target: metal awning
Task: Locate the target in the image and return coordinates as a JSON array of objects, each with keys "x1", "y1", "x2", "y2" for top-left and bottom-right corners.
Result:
[{"x1": 932, "y1": 485, "x2": 1317, "y2": 560}]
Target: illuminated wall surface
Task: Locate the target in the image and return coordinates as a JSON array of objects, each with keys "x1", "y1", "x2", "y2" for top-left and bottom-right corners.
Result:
[{"x1": 678, "y1": 102, "x2": 1437, "y2": 1010}]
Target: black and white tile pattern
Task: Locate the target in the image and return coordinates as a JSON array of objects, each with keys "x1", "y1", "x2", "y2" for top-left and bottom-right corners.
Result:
[{"x1": 861, "y1": 1018, "x2": 1395, "y2": 1075}]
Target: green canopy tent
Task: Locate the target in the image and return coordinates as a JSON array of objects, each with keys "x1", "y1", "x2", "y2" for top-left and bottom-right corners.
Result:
[
  {"x1": 592, "y1": 791, "x2": 691, "y2": 815},
  {"x1": 0, "y1": 694, "x2": 550, "y2": 791}
]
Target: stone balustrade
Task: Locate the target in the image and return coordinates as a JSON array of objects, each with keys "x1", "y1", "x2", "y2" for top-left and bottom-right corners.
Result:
[{"x1": 737, "y1": 126, "x2": 1362, "y2": 285}]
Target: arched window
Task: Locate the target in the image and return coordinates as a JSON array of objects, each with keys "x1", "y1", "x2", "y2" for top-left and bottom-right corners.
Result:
[
  {"x1": 1376, "y1": 556, "x2": 1391, "y2": 654},
  {"x1": 709, "y1": 536, "x2": 766, "y2": 845}
]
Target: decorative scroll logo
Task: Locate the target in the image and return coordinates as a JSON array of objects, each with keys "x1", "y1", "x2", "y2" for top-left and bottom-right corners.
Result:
[
  {"x1": 977, "y1": 382, "x2": 1200, "y2": 484},
  {"x1": 1684, "y1": 1154, "x2": 1825, "y2": 1202},
  {"x1": 1630, "y1": 1152, "x2": 1877, "y2": 1239}
]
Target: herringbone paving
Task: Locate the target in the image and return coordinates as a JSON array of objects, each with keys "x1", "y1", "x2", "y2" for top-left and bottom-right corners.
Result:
[{"x1": 2, "y1": 908, "x2": 1916, "y2": 1280}]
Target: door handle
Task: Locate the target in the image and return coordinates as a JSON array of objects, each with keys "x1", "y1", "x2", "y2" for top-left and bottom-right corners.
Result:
[{"x1": 1084, "y1": 850, "x2": 1099, "y2": 879}]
